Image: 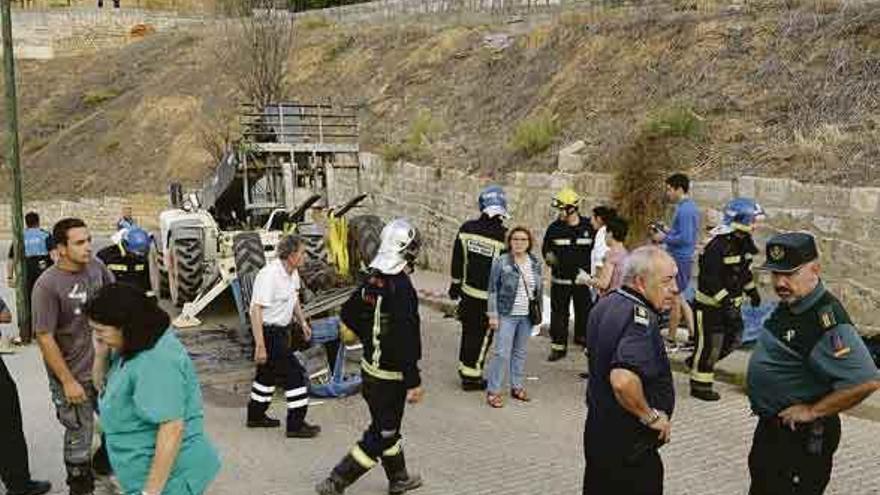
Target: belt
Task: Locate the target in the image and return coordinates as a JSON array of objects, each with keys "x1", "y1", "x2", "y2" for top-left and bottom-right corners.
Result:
[
  {"x1": 758, "y1": 414, "x2": 837, "y2": 431},
  {"x1": 263, "y1": 324, "x2": 291, "y2": 333}
]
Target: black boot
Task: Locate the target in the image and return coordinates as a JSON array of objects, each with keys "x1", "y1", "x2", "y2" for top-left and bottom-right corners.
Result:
[
  {"x1": 382, "y1": 451, "x2": 423, "y2": 495},
  {"x1": 547, "y1": 349, "x2": 566, "y2": 362},
  {"x1": 315, "y1": 453, "x2": 371, "y2": 495},
  {"x1": 460, "y1": 378, "x2": 487, "y2": 392},
  {"x1": 65, "y1": 462, "x2": 94, "y2": 495},
  {"x1": 7, "y1": 480, "x2": 52, "y2": 495},
  {"x1": 92, "y1": 442, "x2": 113, "y2": 477},
  {"x1": 246, "y1": 401, "x2": 280, "y2": 428},
  {"x1": 689, "y1": 380, "x2": 721, "y2": 402}
]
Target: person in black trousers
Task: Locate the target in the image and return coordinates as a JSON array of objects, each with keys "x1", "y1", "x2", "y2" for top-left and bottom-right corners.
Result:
[{"x1": 0, "y1": 297, "x2": 52, "y2": 495}]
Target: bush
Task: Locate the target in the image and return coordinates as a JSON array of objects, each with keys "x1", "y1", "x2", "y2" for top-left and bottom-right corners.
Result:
[
  {"x1": 510, "y1": 111, "x2": 560, "y2": 158},
  {"x1": 645, "y1": 105, "x2": 703, "y2": 139},
  {"x1": 82, "y1": 89, "x2": 120, "y2": 107},
  {"x1": 380, "y1": 110, "x2": 444, "y2": 163},
  {"x1": 298, "y1": 15, "x2": 333, "y2": 30},
  {"x1": 610, "y1": 133, "x2": 673, "y2": 246}
]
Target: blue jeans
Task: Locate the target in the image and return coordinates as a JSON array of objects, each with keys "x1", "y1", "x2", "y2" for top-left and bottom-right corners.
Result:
[{"x1": 487, "y1": 315, "x2": 532, "y2": 393}]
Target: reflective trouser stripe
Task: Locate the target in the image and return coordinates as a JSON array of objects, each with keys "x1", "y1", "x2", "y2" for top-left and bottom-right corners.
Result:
[
  {"x1": 382, "y1": 440, "x2": 402, "y2": 457},
  {"x1": 461, "y1": 284, "x2": 488, "y2": 300},
  {"x1": 351, "y1": 445, "x2": 378, "y2": 469},
  {"x1": 690, "y1": 309, "x2": 714, "y2": 385},
  {"x1": 551, "y1": 343, "x2": 566, "y2": 351},
  {"x1": 458, "y1": 363, "x2": 482, "y2": 378},
  {"x1": 250, "y1": 392, "x2": 272, "y2": 403},
  {"x1": 723, "y1": 255, "x2": 742, "y2": 265},
  {"x1": 107, "y1": 264, "x2": 128, "y2": 271},
  {"x1": 285, "y1": 387, "x2": 307, "y2": 398},
  {"x1": 551, "y1": 278, "x2": 573, "y2": 285},
  {"x1": 287, "y1": 398, "x2": 309, "y2": 409}
]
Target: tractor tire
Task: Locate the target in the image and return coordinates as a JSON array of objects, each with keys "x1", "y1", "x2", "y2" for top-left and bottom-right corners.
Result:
[
  {"x1": 150, "y1": 244, "x2": 170, "y2": 299},
  {"x1": 299, "y1": 258, "x2": 337, "y2": 293},
  {"x1": 233, "y1": 232, "x2": 266, "y2": 314},
  {"x1": 348, "y1": 215, "x2": 384, "y2": 278},
  {"x1": 170, "y1": 234, "x2": 203, "y2": 307}
]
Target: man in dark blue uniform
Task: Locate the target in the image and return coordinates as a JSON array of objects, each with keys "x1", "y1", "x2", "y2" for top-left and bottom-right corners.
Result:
[
  {"x1": 96, "y1": 227, "x2": 153, "y2": 297},
  {"x1": 448, "y1": 186, "x2": 508, "y2": 390},
  {"x1": 747, "y1": 232, "x2": 880, "y2": 495},
  {"x1": 5, "y1": 212, "x2": 55, "y2": 344},
  {"x1": 583, "y1": 246, "x2": 677, "y2": 495}
]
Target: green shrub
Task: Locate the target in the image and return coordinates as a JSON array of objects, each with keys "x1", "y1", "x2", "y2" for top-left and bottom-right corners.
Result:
[
  {"x1": 510, "y1": 111, "x2": 560, "y2": 157},
  {"x1": 381, "y1": 110, "x2": 444, "y2": 163},
  {"x1": 298, "y1": 15, "x2": 333, "y2": 30},
  {"x1": 82, "y1": 89, "x2": 120, "y2": 107},
  {"x1": 645, "y1": 105, "x2": 703, "y2": 139}
]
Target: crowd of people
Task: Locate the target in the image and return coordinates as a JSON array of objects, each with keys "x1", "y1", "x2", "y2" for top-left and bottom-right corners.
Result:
[{"x1": 1, "y1": 176, "x2": 879, "y2": 495}]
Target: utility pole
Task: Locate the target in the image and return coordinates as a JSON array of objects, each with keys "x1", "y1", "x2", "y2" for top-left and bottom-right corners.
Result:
[{"x1": 2, "y1": 0, "x2": 30, "y2": 338}]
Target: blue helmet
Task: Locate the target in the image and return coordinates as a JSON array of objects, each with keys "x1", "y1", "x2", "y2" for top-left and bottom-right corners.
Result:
[
  {"x1": 123, "y1": 227, "x2": 150, "y2": 256},
  {"x1": 478, "y1": 185, "x2": 508, "y2": 218},
  {"x1": 722, "y1": 197, "x2": 764, "y2": 232}
]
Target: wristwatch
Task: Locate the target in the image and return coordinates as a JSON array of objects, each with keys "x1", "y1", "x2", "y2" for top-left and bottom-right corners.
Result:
[{"x1": 640, "y1": 408, "x2": 661, "y2": 426}]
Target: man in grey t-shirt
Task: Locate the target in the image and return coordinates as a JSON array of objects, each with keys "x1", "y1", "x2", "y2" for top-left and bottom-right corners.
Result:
[{"x1": 32, "y1": 218, "x2": 114, "y2": 495}]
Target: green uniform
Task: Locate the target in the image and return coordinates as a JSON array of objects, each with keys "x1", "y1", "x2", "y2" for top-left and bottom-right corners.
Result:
[
  {"x1": 99, "y1": 330, "x2": 221, "y2": 495},
  {"x1": 747, "y1": 282, "x2": 878, "y2": 416},
  {"x1": 746, "y1": 282, "x2": 878, "y2": 495}
]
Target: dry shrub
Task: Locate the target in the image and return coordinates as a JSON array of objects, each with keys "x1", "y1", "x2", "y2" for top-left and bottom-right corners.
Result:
[{"x1": 611, "y1": 132, "x2": 675, "y2": 247}]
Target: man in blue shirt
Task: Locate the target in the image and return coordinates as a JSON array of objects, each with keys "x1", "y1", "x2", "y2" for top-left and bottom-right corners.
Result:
[
  {"x1": 653, "y1": 174, "x2": 699, "y2": 343},
  {"x1": 5, "y1": 212, "x2": 55, "y2": 344}
]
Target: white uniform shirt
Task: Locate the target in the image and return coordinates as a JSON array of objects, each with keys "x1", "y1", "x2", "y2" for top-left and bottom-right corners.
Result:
[
  {"x1": 591, "y1": 226, "x2": 609, "y2": 276},
  {"x1": 250, "y1": 259, "x2": 301, "y2": 327}
]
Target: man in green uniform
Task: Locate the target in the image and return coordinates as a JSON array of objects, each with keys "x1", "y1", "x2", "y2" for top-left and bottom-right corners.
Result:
[{"x1": 747, "y1": 232, "x2": 880, "y2": 495}]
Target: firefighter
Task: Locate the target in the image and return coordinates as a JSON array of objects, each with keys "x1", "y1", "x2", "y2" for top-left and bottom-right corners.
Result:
[
  {"x1": 96, "y1": 227, "x2": 153, "y2": 298},
  {"x1": 542, "y1": 187, "x2": 594, "y2": 361},
  {"x1": 689, "y1": 197, "x2": 763, "y2": 401},
  {"x1": 316, "y1": 218, "x2": 424, "y2": 495},
  {"x1": 448, "y1": 186, "x2": 508, "y2": 391}
]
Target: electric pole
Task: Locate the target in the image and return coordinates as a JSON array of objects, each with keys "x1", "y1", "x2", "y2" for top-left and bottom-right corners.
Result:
[{"x1": 2, "y1": 0, "x2": 30, "y2": 339}]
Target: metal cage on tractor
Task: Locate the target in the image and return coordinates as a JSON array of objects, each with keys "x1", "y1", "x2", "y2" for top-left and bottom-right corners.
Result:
[{"x1": 149, "y1": 102, "x2": 384, "y2": 396}]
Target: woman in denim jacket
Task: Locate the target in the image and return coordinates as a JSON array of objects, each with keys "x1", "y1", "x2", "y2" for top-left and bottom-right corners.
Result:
[{"x1": 485, "y1": 226, "x2": 544, "y2": 408}]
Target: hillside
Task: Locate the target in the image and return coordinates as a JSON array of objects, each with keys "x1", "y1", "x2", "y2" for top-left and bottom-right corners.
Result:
[{"x1": 2, "y1": 0, "x2": 880, "y2": 199}]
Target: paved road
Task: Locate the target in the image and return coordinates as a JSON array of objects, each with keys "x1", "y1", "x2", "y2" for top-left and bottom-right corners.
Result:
[{"x1": 3, "y1": 300, "x2": 880, "y2": 495}]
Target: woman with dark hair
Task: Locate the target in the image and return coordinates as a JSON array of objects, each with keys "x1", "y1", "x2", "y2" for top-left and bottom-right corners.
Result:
[
  {"x1": 87, "y1": 283, "x2": 220, "y2": 495},
  {"x1": 589, "y1": 216, "x2": 630, "y2": 297},
  {"x1": 485, "y1": 226, "x2": 544, "y2": 408}
]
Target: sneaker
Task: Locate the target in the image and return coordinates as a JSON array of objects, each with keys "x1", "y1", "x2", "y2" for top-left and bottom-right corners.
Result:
[
  {"x1": 287, "y1": 422, "x2": 321, "y2": 438},
  {"x1": 690, "y1": 388, "x2": 721, "y2": 402},
  {"x1": 8, "y1": 480, "x2": 52, "y2": 495},
  {"x1": 246, "y1": 416, "x2": 281, "y2": 428}
]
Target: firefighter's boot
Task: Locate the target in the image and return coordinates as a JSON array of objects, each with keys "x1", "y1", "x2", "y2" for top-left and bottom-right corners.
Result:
[
  {"x1": 382, "y1": 451, "x2": 423, "y2": 495},
  {"x1": 315, "y1": 454, "x2": 370, "y2": 495}
]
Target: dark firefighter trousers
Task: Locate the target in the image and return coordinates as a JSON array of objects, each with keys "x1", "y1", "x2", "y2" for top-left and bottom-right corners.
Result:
[
  {"x1": 691, "y1": 302, "x2": 743, "y2": 393},
  {"x1": 247, "y1": 325, "x2": 309, "y2": 431},
  {"x1": 350, "y1": 373, "x2": 408, "y2": 469},
  {"x1": 457, "y1": 295, "x2": 493, "y2": 382},
  {"x1": 550, "y1": 282, "x2": 592, "y2": 351}
]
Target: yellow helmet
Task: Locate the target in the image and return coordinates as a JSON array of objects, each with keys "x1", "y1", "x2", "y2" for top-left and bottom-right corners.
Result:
[{"x1": 552, "y1": 187, "x2": 581, "y2": 209}]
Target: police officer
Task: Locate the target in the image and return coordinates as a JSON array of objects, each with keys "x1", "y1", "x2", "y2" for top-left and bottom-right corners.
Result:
[
  {"x1": 316, "y1": 218, "x2": 424, "y2": 495},
  {"x1": 689, "y1": 198, "x2": 763, "y2": 401},
  {"x1": 5, "y1": 212, "x2": 54, "y2": 344},
  {"x1": 448, "y1": 186, "x2": 508, "y2": 390},
  {"x1": 583, "y1": 246, "x2": 676, "y2": 495},
  {"x1": 542, "y1": 187, "x2": 594, "y2": 361},
  {"x1": 747, "y1": 232, "x2": 880, "y2": 495},
  {"x1": 96, "y1": 227, "x2": 153, "y2": 297}
]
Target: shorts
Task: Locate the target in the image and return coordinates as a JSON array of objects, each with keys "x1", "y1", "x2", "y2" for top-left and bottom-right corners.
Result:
[{"x1": 674, "y1": 258, "x2": 692, "y2": 293}]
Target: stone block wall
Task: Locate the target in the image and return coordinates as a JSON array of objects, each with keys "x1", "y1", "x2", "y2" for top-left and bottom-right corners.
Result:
[
  {"x1": 335, "y1": 152, "x2": 880, "y2": 334},
  {"x1": 0, "y1": 193, "x2": 167, "y2": 237}
]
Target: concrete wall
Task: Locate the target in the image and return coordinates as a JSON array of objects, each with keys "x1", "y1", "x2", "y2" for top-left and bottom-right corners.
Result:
[
  {"x1": 4, "y1": 8, "x2": 205, "y2": 59},
  {"x1": 0, "y1": 193, "x2": 167, "y2": 237},
  {"x1": 335, "y1": 152, "x2": 880, "y2": 334}
]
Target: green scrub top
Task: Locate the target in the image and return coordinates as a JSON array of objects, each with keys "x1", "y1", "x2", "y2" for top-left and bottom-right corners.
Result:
[{"x1": 99, "y1": 329, "x2": 221, "y2": 495}]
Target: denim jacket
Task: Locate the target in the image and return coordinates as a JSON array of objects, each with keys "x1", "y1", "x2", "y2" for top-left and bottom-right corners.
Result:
[{"x1": 487, "y1": 253, "x2": 544, "y2": 317}]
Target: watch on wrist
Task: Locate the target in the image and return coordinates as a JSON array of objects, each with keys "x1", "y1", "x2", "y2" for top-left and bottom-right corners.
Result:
[{"x1": 640, "y1": 408, "x2": 661, "y2": 426}]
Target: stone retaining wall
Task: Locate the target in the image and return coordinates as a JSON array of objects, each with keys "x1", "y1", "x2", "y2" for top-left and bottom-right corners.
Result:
[{"x1": 334, "y1": 152, "x2": 880, "y2": 334}]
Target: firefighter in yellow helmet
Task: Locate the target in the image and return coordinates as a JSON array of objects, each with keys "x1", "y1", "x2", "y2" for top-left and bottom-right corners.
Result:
[{"x1": 542, "y1": 188, "x2": 595, "y2": 361}]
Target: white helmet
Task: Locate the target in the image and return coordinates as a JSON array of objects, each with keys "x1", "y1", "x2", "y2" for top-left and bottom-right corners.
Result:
[{"x1": 370, "y1": 218, "x2": 422, "y2": 275}]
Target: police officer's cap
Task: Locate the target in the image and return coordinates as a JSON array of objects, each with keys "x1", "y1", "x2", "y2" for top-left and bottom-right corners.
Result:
[{"x1": 759, "y1": 232, "x2": 818, "y2": 273}]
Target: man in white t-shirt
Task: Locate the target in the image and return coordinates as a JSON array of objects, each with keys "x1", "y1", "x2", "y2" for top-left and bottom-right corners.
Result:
[{"x1": 245, "y1": 235, "x2": 320, "y2": 438}]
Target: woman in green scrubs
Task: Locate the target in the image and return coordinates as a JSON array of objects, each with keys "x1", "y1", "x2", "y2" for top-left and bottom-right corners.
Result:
[{"x1": 87, "y1": 284, "x2": 220, "y2": 495}]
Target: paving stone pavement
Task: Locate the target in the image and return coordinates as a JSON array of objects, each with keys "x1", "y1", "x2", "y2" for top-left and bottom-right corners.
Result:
[{"x1": 3, "y1": 281, "x2": 879, "y2": 494}]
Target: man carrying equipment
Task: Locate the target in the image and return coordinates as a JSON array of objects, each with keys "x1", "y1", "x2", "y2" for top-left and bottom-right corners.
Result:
[
  {"x1": 542, "y1": 187, "x2": 594, "y2": 361},
  {"x1": 316, "y1": 218, "x2": 424, "y2": 495},
  {"x1": 448, "y1": 186, "x2": 508, "y2": 390},
  {"x1": 690, "y1": 198, "x2": 763, "y2": 401}
]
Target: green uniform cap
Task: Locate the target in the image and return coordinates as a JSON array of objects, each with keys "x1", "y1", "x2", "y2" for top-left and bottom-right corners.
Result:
[{"x1": 759, "y1": 232, "x2": 818, "y2": 273}]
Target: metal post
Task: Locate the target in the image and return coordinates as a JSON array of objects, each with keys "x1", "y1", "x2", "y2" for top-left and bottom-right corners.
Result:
[{"x1": 1, "y1": 0, "x2": 29, "y2": 337}]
